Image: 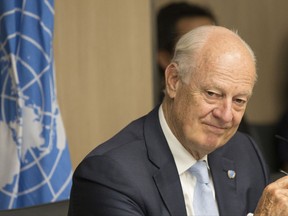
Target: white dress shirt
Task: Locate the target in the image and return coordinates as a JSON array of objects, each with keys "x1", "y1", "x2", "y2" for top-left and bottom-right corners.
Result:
[{"x1": 158, "y1": 106, "x2": 219, "y2": 216}]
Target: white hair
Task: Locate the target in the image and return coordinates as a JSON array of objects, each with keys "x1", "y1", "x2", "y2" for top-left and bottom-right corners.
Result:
[{"x1": 171, "y1": 26, "x2": 257, "y2": 83}]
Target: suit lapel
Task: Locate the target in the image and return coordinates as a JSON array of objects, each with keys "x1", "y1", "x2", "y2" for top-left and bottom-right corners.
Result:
[
  {"x1": 209, "y1": 150, "x2": 244, "y2": 216},
  {"x1": 143, "y1": 107, "x2": 245, "y2": 215},
  {"x1": 144, "y1": 107, "x2": 187, "y2": 216},
  {"x1": 153, "y1": 161, "x2": 187, "y2": 216}
]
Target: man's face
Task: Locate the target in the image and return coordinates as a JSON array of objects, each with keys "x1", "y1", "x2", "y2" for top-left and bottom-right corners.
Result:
[{"x1": 165, "y1": 43, "x2": 256, "y2": 158}]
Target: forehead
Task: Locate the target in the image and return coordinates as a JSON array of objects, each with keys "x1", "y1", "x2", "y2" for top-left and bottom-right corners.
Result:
[
  {"x1": 197, "y1": 65, "x2": 255, "y2": 92},
  {"x1": 192, "y1": 46, "x2": 256, "y2": 94},
  {"x1": 197, "y1": 33, "x2": 256, "y2": 80}
]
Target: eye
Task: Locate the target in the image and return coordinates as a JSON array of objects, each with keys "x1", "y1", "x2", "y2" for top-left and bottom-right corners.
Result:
[
  {"x1": 234, "y1": 98, "x2": 247, "y2": 106},
  {"x1": 206, "y1": 91, "x2": 221, "y2": 98}
]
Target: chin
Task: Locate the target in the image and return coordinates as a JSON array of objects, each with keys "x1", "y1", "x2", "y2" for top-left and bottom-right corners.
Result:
[{"x1": 203, "y1": 136, "x2": 227, "y2": 150}]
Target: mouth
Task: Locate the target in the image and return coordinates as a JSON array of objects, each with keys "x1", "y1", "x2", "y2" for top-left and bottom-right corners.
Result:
[{"x1": 203, "y1": 123, "x2": 227, "y2": 134}]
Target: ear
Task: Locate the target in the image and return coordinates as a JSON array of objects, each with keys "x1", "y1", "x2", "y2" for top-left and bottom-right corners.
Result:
[
  {"x1": 157, "y1": 50, "x2": 172, "y2": 70},
  {"x1": 165, "y1": 63, "x2": 180, "y2": 99}
]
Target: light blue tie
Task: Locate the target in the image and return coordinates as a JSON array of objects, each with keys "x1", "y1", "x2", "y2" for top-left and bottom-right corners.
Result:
[{"x1": 189, "y1": 161, "x2": 219, "y2": 216}]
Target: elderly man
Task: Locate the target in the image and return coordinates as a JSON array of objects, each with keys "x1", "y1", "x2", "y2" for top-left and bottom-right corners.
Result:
[{"x1": 68, "y1": 26, "x2": 288, "y2": 216}]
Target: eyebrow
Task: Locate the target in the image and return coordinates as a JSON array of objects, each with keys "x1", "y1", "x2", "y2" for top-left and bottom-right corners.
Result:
[{"x1": 204, "y1": 84, "x2": 253, "y2": 97}]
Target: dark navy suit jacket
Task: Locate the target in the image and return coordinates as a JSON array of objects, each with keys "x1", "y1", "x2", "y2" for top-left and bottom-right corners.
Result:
[{"x1": 68, "y1": 107, "x2": 270, "y2": 216}]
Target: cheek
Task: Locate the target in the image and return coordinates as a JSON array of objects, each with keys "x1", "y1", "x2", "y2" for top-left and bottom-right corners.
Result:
[
  {"x1": 233, "y1": 110, "x2": 246, "y2": 125},
  {"x1": 174, "y1": 90, "x2": 212, "y2": 132},
  {"x1": 181, "y1": 105, "x2": 208, "y2": 135},
  {"x1": 173, "y1": 99, "x2": 198, "y2": 134},
  {"x1": 180, "y1": 98, "x2": 213, "y2": 132}
]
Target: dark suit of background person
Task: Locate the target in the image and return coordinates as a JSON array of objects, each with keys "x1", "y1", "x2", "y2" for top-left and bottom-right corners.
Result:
[
  {"x1": 69, "y1": 26, "x2": 288, "y2": 216},
  {"x1": 275, "y1": 110, "x2": 288, "y2": 172},
  {"x1": 156, "y1": 2, "x2": 254, "y2": 137}
]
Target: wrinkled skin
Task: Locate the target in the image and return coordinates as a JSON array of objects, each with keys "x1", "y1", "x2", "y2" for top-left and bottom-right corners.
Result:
[
  {"x1": 255, "y1": 176, "x2": 288, "y2": 215},
  {"x1": 163, "y1": 27, "x2": 256, "y2": 160}
]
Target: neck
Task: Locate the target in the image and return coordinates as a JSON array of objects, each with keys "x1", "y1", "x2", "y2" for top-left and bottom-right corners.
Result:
[{"x1": 161, "y1": 99, "x2": 206, "y2": 160}]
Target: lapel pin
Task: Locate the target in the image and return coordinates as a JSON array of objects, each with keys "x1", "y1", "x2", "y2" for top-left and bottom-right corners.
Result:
[{"x1": 227, "y1": 170, "x2": 236, "y2": 179}]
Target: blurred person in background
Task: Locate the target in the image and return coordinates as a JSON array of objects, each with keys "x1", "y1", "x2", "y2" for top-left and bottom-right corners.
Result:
[
  {"x1": 156, "y1": 2, "x2": 216, "y2": 102},
  {"x1": 275, "y1": 110, "x2": 288, "y2": 172}
]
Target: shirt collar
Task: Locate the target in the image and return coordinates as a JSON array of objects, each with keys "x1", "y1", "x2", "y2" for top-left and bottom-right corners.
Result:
[{"x1": 158, "y1": 105, "x2": 209, "y2": 175}]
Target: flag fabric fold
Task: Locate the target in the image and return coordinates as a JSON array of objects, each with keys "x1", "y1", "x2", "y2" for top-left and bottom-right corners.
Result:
[{"x1": 0, "y1": 0, "x2": 72, "y2": 209}]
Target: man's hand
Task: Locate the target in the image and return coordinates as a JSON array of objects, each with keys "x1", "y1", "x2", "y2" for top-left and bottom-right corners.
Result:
[{"x1": 254, "y1": 176, "x2": 288, "y2": 215}]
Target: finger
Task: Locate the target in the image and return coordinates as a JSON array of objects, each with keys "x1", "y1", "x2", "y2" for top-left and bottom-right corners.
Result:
[{"x1": 273, "y1": 176, "x2": 288, "y2": 188}]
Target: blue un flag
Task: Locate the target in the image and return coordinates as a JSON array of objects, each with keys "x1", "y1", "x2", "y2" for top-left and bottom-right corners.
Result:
[{"x1": 0, "y1": 0, "x2": 72, "y2": 209}]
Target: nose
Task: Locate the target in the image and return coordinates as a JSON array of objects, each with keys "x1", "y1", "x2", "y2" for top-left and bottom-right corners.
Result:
[{"x1": 212, "y1": 100, "x2": 233, "y2": 123}]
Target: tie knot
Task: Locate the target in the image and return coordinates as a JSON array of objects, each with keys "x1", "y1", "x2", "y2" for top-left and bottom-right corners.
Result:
[{"x1": 189, "y1": 161, "x2": 209, "y2": 184}]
